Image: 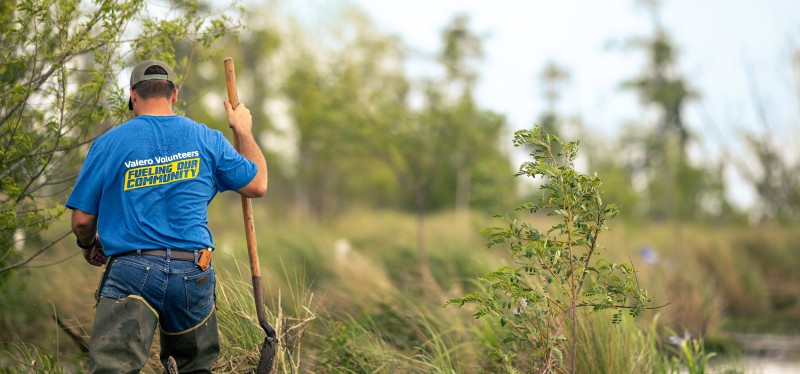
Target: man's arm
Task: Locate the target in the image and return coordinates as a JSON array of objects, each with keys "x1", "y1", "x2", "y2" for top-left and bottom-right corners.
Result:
[
  {"x1": 71, "y1": 209, "x2": 106, "y2": 266},
  {"x1": 224, "y1": 101, "x2": 268, "y2": 198},
  {"x1": 72, "y1": 209, "x2": 98, "y2": 246}
]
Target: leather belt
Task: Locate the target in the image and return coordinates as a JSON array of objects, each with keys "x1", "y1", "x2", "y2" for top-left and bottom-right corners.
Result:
[{"x1": 139, "y1": 249, "x2": 195, "y2": 261}]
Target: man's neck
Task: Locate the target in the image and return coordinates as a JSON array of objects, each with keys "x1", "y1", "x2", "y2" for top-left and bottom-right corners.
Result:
[{"x1": 133, "y1": 98, "x2": 175, "y2": 116}]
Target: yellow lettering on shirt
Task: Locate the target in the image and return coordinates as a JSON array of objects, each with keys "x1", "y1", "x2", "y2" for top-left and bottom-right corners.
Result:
[{"x1": 124, "y1": 158, "x2": 200, "y2": 191}]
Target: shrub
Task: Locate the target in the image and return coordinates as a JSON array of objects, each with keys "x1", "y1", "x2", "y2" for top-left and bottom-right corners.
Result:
[{"x1": 449, "y1": 127, "x2": 653, "y2": 373}]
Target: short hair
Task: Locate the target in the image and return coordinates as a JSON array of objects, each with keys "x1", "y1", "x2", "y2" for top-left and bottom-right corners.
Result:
[{"x1": 133, "y1": 65, "x2": 176, "y2": 100}]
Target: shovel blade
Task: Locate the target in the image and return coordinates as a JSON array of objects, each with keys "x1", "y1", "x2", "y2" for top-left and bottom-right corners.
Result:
[{"x1": 255, "y1": 337, "x2": 277, "y2": 374}]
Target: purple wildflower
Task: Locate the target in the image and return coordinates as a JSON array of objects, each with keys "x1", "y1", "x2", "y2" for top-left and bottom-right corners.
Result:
[
  {"x1": 669, "y1": 331, "x2": 691, "y2": 346},
  {"x1": 639, "y1": 245, "x2": 659, "y2": 265}
]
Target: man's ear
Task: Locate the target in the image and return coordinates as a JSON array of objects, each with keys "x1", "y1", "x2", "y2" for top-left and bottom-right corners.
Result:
[{"x1": 171, "y1": 88, "x2": 179, "y2": 104}]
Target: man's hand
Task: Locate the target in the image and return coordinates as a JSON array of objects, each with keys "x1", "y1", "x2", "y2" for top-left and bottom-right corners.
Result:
[
  {"x1": 82, "y1": 239, "x2": 107, "y2": 267},
  {"x1": 223, "y1": 100, "x2": 267, "y2": 197},
  {"x1": 224, "y1": 101, "x2": 253, "y2": 134}
]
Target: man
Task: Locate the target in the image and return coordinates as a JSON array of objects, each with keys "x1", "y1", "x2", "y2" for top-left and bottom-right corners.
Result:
[{"x1": 66, "y1": 59, "x2": 267, "y2": 373}]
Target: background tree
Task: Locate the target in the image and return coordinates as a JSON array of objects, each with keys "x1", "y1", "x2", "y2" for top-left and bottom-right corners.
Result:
[
  {"x1": 0, "y1": 0, "x2": 142, "y2": 275},
  {"x1": 279, "y1": 9, "x2": 408, "y2": 218},
  {"x1": 352, "y1": 15, "x2": 514, "y2": 292},
  {"x1": 537, "y1": 61, "x2": 570, "y2": 138},
  {"x1": 620, "y1": 0, "x2": 727, "y2": 222},
  {"x1": 733, "y1": 50, "x2": 800, "y2": 222},
  {"x1": 436, "y1": 14, "x2": 512, "y2": 224}
]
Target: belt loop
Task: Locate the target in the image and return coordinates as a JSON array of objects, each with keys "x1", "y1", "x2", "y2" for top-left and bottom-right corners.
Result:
[
  {"x1": 136, "y1": 249, "x2": 141, "y2": 256},
  {"x1": 193, "y1": 250, "x2": 199, "y2": 265},
  {"x1": 165, "y1": 248, "x2": 171, "y2": 264}
]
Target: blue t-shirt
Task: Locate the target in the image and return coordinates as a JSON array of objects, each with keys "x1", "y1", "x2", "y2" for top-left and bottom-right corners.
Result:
[{"x1": 66, "y1": 115, "x2": 257, "y2": 256}]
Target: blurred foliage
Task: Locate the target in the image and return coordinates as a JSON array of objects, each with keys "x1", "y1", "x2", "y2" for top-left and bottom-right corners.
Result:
[
  {"x1": 740, "y1": 132, "x2": 800, "y2": 222},
  {"x1": 536, "y1": 61, "x2": 570, "y2": 140}
]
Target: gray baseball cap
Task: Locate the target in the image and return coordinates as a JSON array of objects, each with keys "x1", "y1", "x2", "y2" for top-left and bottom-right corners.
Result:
[{"x1": 128, "y1": 59, "x2": 176, "y2": 110}]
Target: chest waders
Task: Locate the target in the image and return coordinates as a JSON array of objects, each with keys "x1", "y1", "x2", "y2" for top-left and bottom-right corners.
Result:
[{"x1": 87, "y1": 255, "x2": 220, "y2": 374}]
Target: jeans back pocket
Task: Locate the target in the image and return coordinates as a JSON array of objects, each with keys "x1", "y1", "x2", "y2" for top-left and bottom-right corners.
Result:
[
  {"x1": 183, "y1": 267, "x2": 215, "y2": 313},
  {"x1": 100, "y1": 257, "x2": 151, "y2": 299}
]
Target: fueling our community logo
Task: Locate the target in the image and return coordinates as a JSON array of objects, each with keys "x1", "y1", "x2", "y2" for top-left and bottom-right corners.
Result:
[{"x1": 123, "y1": 151, "x2": 201, "y2": 190}]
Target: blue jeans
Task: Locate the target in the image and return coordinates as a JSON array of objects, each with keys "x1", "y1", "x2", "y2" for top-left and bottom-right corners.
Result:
[
  {"x1": 98, "y1": 251, "x2": 216, "y2": 332},
  {"x1": 88, "y1": 251, "x2": 219, "y2": 373}
]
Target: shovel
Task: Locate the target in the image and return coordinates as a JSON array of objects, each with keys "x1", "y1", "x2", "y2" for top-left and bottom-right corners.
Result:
[{"x1": 224, "y1": 57, "x2": 277, "y2": 373}]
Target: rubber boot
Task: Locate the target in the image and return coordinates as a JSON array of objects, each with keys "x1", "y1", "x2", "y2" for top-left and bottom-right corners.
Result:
[
  {"x1": 88, "y1": 296, "x2": 159, "y2": 374},
  {"x1": 159, "y1": 309, "x2": 220, "y2": 374}
]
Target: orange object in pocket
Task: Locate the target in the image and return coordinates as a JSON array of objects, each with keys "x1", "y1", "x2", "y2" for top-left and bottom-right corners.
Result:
[{"x1": 198, "y1": 249, "x2": 212, "y2": 271}]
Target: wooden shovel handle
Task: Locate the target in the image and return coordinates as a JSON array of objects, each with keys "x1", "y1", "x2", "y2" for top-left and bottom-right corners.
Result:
[
  {"x1": 224, "y1": 57, "x2": 260, "y2": 278},
  {"x1": 223, "y1": 58, "x2": 273, "y2": 337}
]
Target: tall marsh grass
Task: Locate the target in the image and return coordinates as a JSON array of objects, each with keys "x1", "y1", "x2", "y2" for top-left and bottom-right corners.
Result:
[
  {"x1": 574, "y1": 311, "x2": 653, "y2": 374},
  {"x1": 1, "y1": 205, "x2": 795, "y2": 372}
]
